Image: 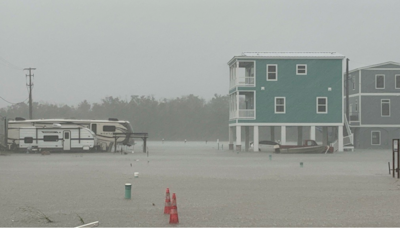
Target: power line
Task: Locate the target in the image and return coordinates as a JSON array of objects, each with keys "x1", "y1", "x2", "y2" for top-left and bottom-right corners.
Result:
[
  {"x1": 0, "y1": 56, "x2": 23, "y2": 71},
  {"x1": 0, "y1": 95, "x2": 28, "y2": 105}
]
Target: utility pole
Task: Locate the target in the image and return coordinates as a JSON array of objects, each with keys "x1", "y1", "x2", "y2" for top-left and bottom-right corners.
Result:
[
  {"x1": 346, "y1": 58, "x2": 349, "y2": 122},
  {"x1": 24, "y1": 68, "x2": 36, "y2": 119}
]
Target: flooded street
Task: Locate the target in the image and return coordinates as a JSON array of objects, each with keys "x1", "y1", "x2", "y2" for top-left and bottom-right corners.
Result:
[{"x1": 0, "y1": 141, "x2": 399, "y2": 227}]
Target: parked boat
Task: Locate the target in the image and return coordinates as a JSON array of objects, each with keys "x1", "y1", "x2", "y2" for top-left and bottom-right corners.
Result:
[{"x1": 275, "y1": 140, "x2": 330, "y2": 154}]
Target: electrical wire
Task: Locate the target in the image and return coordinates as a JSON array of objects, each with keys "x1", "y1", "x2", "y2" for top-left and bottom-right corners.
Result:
[
  {"x1": 0, "y1": 56, "x2": 23, "y2": 71},
  {"x1": 0, "y1": 96, "x2": 28, "y2": 105}
]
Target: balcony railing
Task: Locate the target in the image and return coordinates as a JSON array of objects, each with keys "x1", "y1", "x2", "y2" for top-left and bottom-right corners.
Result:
[
  {"x1": 238, "y1": 109, "x2": 255, "y2": 118},
  {"x1": 230, "y1": 77, "x2": 255, "y2": 88}
]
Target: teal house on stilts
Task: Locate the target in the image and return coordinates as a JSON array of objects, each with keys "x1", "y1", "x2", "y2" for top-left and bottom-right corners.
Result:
[{"x1": 227, "y1": 52, "x2": 348, "y2": 152}]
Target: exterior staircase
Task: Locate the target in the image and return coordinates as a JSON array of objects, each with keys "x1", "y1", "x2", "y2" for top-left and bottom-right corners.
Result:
[{"x1": 343, "y1": 115, "x2": 354, "y2": 151}]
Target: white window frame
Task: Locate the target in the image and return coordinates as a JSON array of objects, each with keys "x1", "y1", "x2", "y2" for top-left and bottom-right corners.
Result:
[
  {"x1": 316, "y1": 97, "x2": 328, "y2": 114},
  {"x1": 296, "y1": 64, "x2": 307, "y2": 75},
  {"x1": 381, "y1": 99, "x2": 390, "y2": 117},
  {"x1": 371, "y1": 131, "x2": 381, "y2": 145},
  {"x1": 375, "y1": 74, "x2": 385, "y2": 89},
  {"x1": 274, "y1": 97, "x2": 286, "y2": 114},
  {"x1": 396, "y1": 75, "x2": 400, "y2": 89},
  {"x1": 266, "y1": 64, "x2": 278, "y2": 81}
]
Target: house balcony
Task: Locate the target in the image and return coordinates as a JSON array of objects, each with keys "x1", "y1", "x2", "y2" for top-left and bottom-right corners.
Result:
[
  {"x1": 349, "y1": 112, "x2": 360, "y2": 126},
  {"x1": 229, "y1": 91, "x2": 255, "y2": 120},
  {"x1": 229, "y1": 61, "x2": 255, "y2": 89}
]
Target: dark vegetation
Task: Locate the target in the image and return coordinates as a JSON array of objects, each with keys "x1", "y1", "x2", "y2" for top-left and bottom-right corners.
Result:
[{"x1": 0, "y1": 94, "x2": 229, "y2": 141}]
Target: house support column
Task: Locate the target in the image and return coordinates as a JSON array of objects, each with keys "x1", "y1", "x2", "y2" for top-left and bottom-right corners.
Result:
[
  {"x1": 310, "y1": 126, "x2": 316, "y2": 140},
  {"x1": 236, "y1": 126, "x2": 241, "y2": 151},
  {"x1": 270, "y1": 126, "x2": 275, "y2": 142},
  {"x1": 338, "y1": 125, "x2": 343, "y2": 151},
  {"x1": 229, "y1": 126, "x2": 234, "y2": 150},
  {"x1": 297, "y1": 126, "x2": 303, "y2": 145},
  {"x1": 322, "y1": 127, "x2": 328, "y2": 145},
  {"x1": 281, "y1": 126, "x2": 286, "y2": 144},
  {"x1": 245, "y1": 126, "x2": 250, "y2": 151},
  {"x1": 253, "y1": 126, "x2": 259, "y2": 152}
]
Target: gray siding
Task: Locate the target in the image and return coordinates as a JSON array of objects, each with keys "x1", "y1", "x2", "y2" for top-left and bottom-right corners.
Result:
[
  {"x1": 348, "y1": 70, "x2": 359, "y2": 96},
  {"x1": 361, "y1": 96, "x2": 400, "y2": 125},
  {"x1": 361, "y1": 69, "x2": 400, "y2": 93},
  {"x1": 353, "y1": 127, "x2": 399, "y2": 149}
]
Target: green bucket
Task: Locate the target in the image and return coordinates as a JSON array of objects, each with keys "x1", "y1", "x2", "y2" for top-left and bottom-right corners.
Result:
[{"x1": 125, "y1": 183, "x2": 132, "y2": 199}]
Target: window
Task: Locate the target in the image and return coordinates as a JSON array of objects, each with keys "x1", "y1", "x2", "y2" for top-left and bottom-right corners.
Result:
[
  {"x1": 316, "y1": 97, "x2": 328, "y2": 113},
  {"x1": 267, "y1": 64, "x2": 277, "y2": 81},
  {"x1": 296, "y1": 64, "x2": 307, "y2": 75},
  {"x1": 396, "y1": 75, "x2": 400, "y2": 89},
  {"x1": 24, "y1": 137, "x2": 33, "y2": 144},
  {"x1": 64, "y1": 132, "x2": 70, "y2": 139},
  {"x1": 103, "y1": 125, "x2": 116, "y2": 132},
  {"x1": 371, "y1": 131, "x2": 381, "y2": 145},
  {"x1": 376, "y1": 75, "x2": 385, "y2": 89},
  {"x1": 91, "y1": 124, "x2": 97, "y2": 134},
  {"x1": 275, "y1": 97, "x2": 285, "y2": 113},
  {"x1": 381, "y1": 99, "x2": 390, "y2": 117},
  {"x1": 43, "y1": 135, "x2": 59, "y2": 142}
]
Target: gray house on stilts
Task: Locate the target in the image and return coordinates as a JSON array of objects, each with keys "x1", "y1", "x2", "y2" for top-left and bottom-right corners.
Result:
[{"x1": 347, "y1": 61, "x2": 400, "y2": 149}]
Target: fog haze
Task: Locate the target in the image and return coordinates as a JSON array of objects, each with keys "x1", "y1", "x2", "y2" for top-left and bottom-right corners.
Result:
[{"x1": 1, "y1": 0, "x2": 399, "y2": 107}]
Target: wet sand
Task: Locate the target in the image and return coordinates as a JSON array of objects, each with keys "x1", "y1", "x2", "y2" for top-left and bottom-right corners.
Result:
[{"x1": 0, "y1": 141, "x2": 399, "y2": 227}]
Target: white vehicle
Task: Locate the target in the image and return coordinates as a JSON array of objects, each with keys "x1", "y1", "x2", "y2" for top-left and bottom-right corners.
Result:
[
  {"x1": 15, "y1": 125, "x2": 96, "y2": 152},
  {"x1": 250, "y1": 140, "x2": 280, "y2": 152},
  {"x1": 8, "y1": 118, "x2": 134, "y2": 151}
]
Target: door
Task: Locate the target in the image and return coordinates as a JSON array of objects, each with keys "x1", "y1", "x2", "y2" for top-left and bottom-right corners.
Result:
[{"x1": 63, "y1": 131, "x2": 71, "y2": 150}]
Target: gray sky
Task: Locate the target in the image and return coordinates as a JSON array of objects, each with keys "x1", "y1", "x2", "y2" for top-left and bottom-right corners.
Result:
[{"x1": 1, "y1": 0, "x2": 399, "y2": 108}]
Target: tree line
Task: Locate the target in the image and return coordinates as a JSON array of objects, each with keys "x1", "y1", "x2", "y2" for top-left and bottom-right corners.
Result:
[{"x1": 0, "y1": 94, "x2": 229, "y2": 141}]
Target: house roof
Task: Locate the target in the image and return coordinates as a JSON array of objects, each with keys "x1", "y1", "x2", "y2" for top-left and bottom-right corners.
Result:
[
  {"x1": 348, "y1": 61, "x2": 400, "y2": 74},
  {"x1": 228, "y1": 52, "x2": 345, "y2": 64}
]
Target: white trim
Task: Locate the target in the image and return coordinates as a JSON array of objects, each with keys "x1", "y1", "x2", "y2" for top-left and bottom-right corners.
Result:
[
  {"x1": 359, "y1": 94, "x2": 362, "y2": 124},
  {"x1": 227, "y1": 55, "x2": 345, "y2": 65},
  {"x1": 296, "y1": 64, "x2": 307, "y2": 75},
  {"x1": 375, "y1": 74, "x2": 385, "y2": 89},
  {"x1": 396, "y1": 75, "x2": 400, "y2": 89},
  {"x1": 381, "y1": 99, "x2": 390, "y2": 117},
  {"x1": 371, "y1": 131, "x2": 381, "y2": 146},
  {"x1": 266, "y1": 64, "x2": 278, "y2": 81},
  {"x1": 359, "y1": 70, "x2": 362, "y2": 94},
  {"x1": 316, "y1": 97, "x2": 328, "y2": 114},
  {"x1": 355, "y1": 124, "x2": 400, "y2": 128},
  {"x1": 229, "y1": 123, "x2": 344, "y2": 127},
  {"x1": 274, "y1": 97, "x2": 286, "y2": 114},
  {"x1": 366, "y1": 68, "x2": 400, "y2": 70},
  {"x1": 347, "y1": 61, "x2": 400, "y2": 74},
  {"x1": 346, "y1": 93, "x2": 400, "y2": 97}
]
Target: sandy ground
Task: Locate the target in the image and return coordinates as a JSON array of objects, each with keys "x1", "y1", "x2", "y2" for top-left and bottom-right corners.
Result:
[{"x1": 0, "y1": 141, "x2": 399, "y2": 227}]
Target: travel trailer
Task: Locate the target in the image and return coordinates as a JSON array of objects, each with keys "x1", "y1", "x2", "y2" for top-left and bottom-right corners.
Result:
[
  {"x1": 7, "y1": 118, "x2": 133, "y2": 151},
  {"x1": 13, "y1": 125, "x2": 97, "y2": 152}
]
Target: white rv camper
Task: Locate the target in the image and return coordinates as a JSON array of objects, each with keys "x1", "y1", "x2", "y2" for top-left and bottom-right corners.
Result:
[
  {"x1": 8, "y1": 118, "x2": 133, "y2": 151},
  {"x1": 16, "y1": 125, "x2": 97, "y2": 152}
]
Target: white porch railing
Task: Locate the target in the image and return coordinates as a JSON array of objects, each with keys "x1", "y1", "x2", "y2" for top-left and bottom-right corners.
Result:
[
  {"x1": 238, "y1": 109, "x2": 255, "y2": 118},
  {"x1": 230, "y1": 77, "x2": 255, "y2": 88}
]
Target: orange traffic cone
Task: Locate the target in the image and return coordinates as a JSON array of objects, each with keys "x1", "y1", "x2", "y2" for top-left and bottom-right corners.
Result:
[
  {"x1": 164, "y1": 188, "x2": 171, "y2": 214},
  {"x1": 169, "y1": 193, "x2": 179, "y2": 224}
]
